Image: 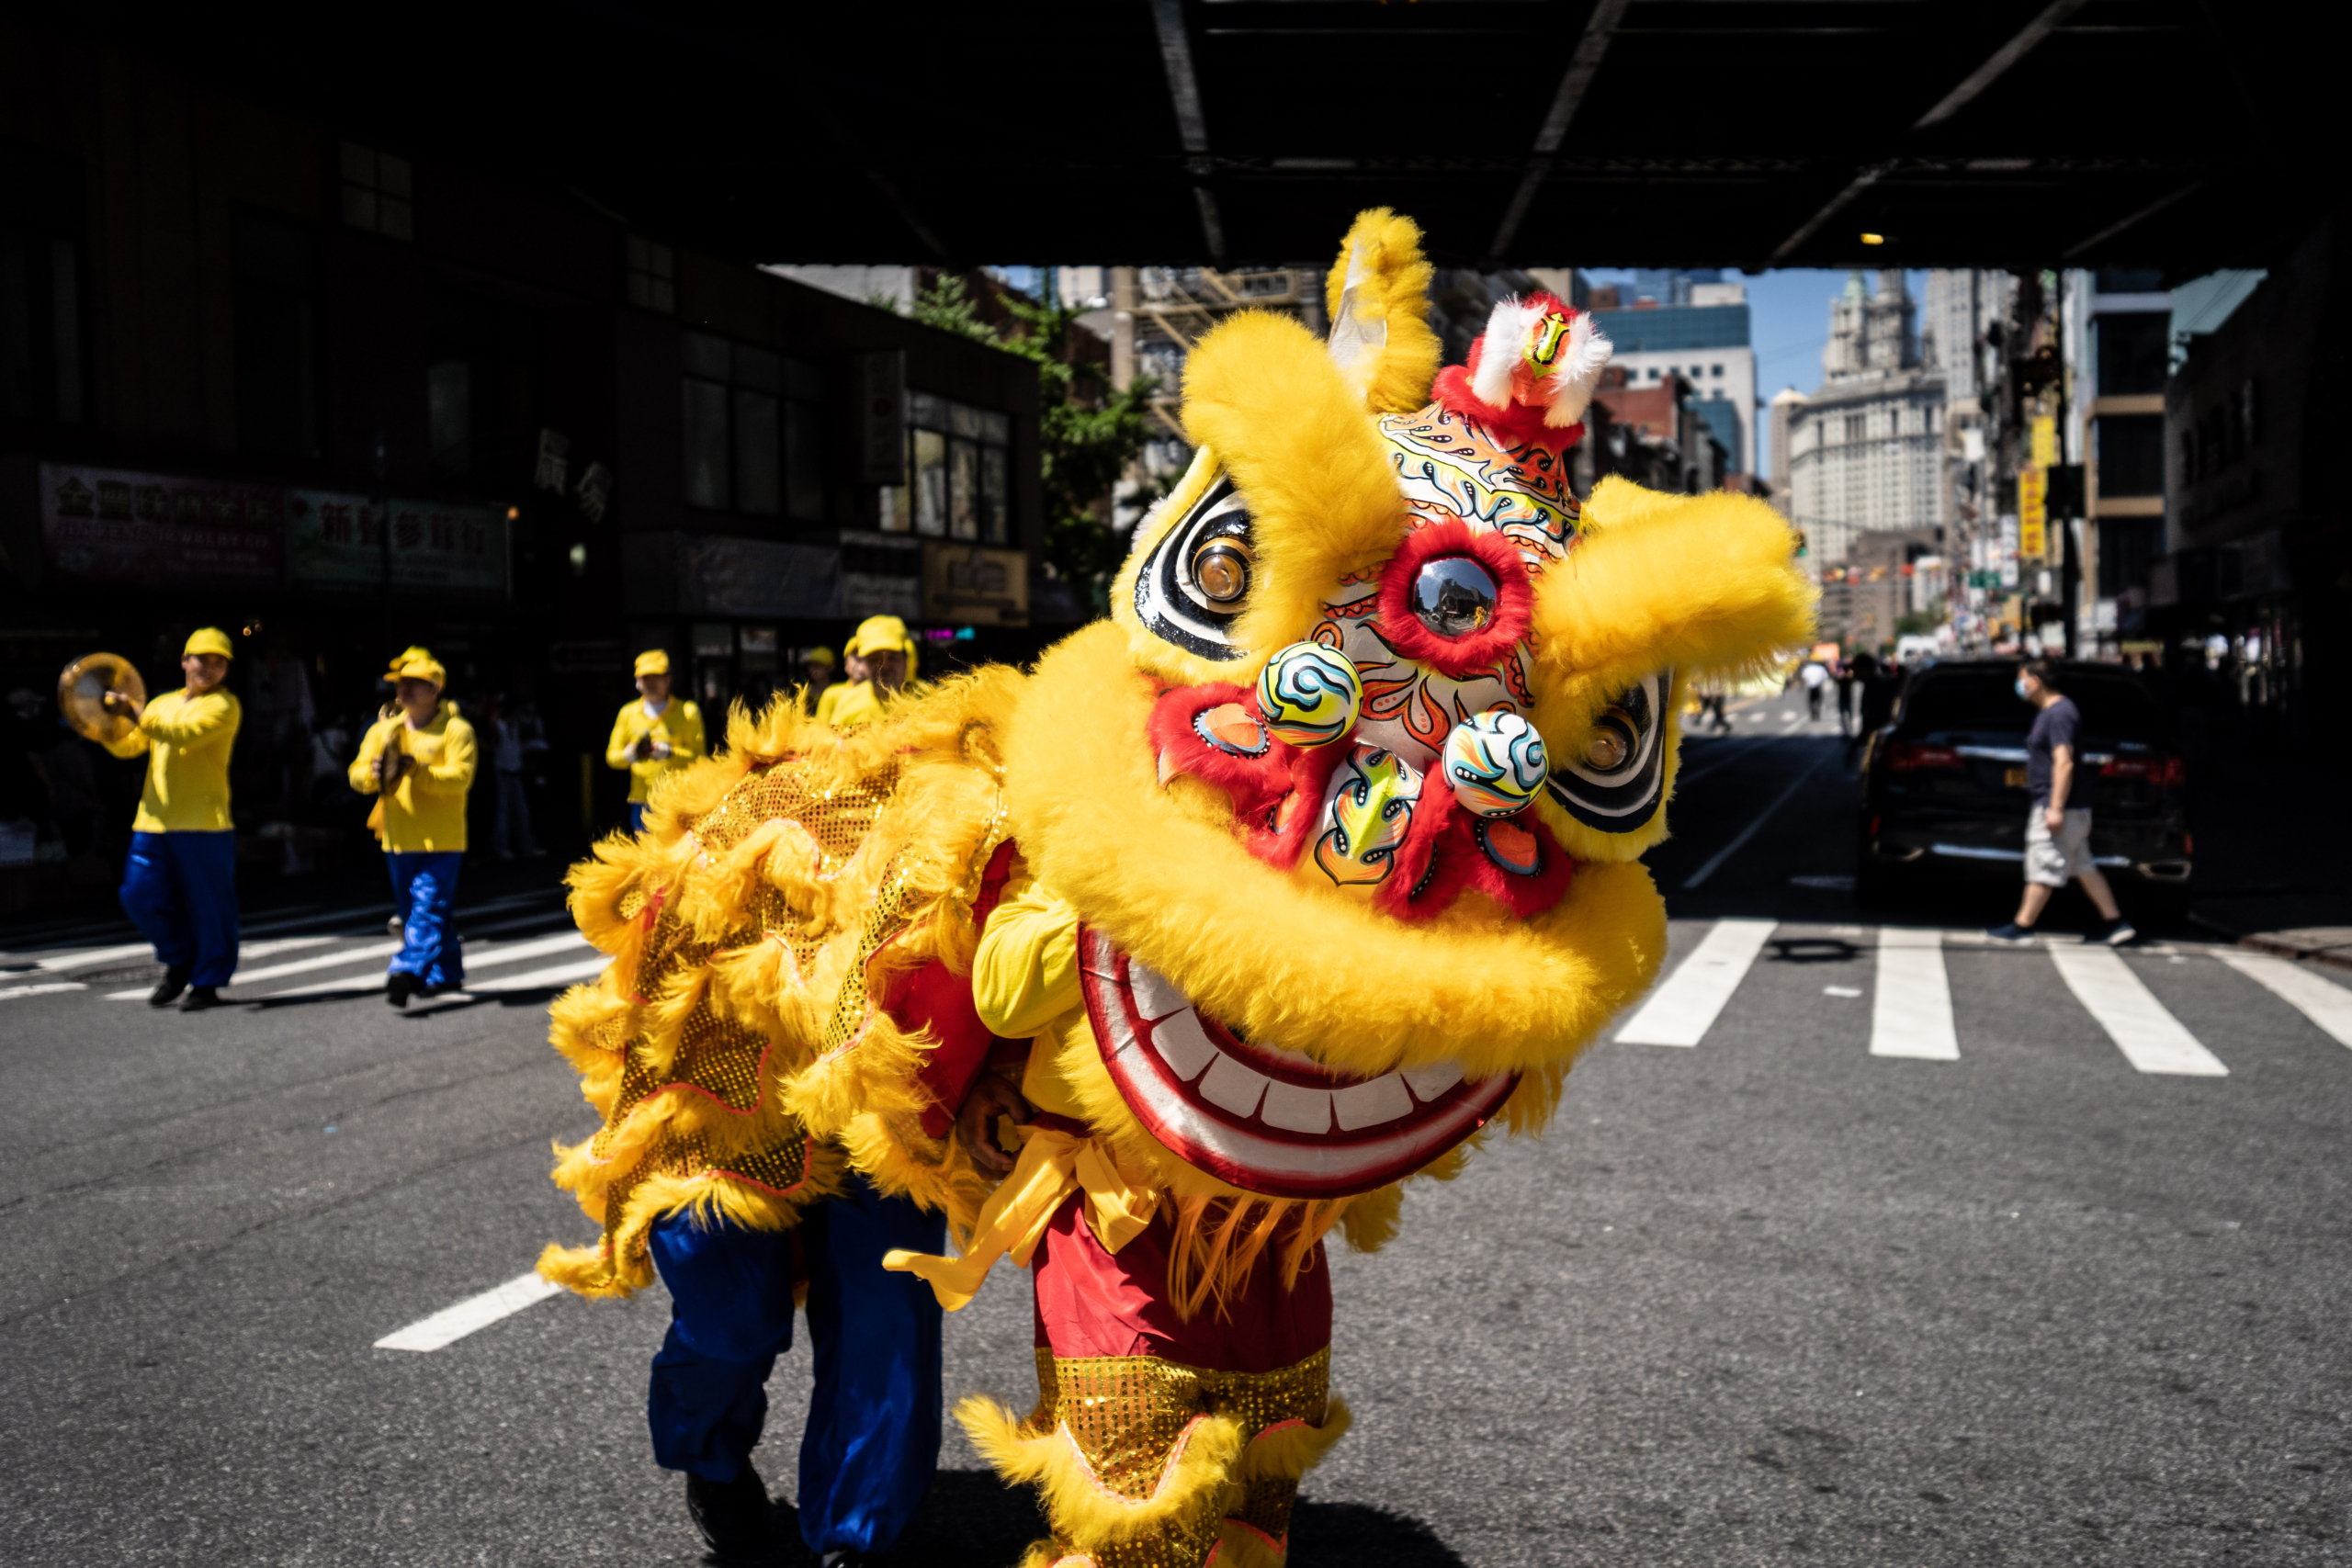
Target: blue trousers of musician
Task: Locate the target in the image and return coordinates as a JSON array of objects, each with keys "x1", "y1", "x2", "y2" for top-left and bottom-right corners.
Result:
[
  {"x1": 628, "y1": 802, "x2": 650, "y2": 836},
  {"x1": 385, "y1": 851, "x2": 464, "y2": 988},
  {"x1": 646, "y1": 1173, "x2": 946, "y2": 1556},
  {"x1": 119, "y1": 830, "x2": 239, "y2": 987}
]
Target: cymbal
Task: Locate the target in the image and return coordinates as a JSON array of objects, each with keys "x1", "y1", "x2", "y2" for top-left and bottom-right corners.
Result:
[{"x1": 58, "y1": 652, "x2": 145, "y2": 749}]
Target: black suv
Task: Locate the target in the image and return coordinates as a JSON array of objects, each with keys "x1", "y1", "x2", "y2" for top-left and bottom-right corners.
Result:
[{"x1": 1855, "y1": 659, "x2": 2191, "y2": 919}]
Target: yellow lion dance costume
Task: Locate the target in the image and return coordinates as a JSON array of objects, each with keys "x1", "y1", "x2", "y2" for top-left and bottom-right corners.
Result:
[{"x1": 542, "y1": 210, "x2": 1812, "y2": 1567}]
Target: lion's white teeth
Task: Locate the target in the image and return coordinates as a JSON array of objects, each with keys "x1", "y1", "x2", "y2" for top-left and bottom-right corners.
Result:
[
  {"x1": 1401, "y1": 1061, "x2": 1465, "y2": 1101},
  {"x1": 1199, "y1": 1054, "x2": 1269, "y2": 1117},
  {"x1": 1156, "y1": 747, "x2": 1178, "y2": 788},
  {"x1": 1149, "y1": 1007, "x2": 1219, "y2": 1080},
  {"x1": 1332, "y1": 1073, "x2": 1415, "y2": 1129},
  {"x1": 1127, "y1": 960, "x2": 1190, "y2": 1022},
  {"x1": 1261, "y1": 1080, "x2": 1333, "y2": 1134}
]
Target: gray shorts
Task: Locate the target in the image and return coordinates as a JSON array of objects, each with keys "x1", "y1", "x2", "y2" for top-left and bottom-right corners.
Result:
[{"x1": 2025, "y1": 807, "x2": 2094, "y2": 887}]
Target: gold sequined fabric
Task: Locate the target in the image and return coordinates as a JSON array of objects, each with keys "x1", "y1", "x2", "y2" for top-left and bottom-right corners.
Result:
[{"x1": 1044, "y1": 1348, "x2": 1330, "y2": 1567}]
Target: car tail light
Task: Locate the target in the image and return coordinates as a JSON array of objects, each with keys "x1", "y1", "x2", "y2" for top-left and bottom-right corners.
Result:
[
  {"x1": 2184, "y1": 832, "x2": 2194, "y2": 856},
  {"x1": 2104, "y1": 752, "x2": 2187, "y2": 788},
  {"x1": 1884, "y1": 740, "x2": 1962, "y2": 772}
]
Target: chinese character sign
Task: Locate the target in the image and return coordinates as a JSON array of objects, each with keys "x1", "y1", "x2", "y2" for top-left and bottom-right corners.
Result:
[
  {"x1": 288, "y1": 489, "x2": 508, "y2": 592},
  {"x1": 40, "y1": 464, "x2": 285, "y2": 592},
  {"x1": 2017, "y1": 468, "x2": 2047, "y2": 563}
]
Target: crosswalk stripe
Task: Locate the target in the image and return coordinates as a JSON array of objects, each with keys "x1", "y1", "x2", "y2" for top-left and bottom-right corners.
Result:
[
  {"x1": 1871, "y1": 926, "x2": 1959, "y2": 1060},
  {"x1": 1617, "y1": 918, "x2": 1777, "y2": 1045},
  {"x1": 461, "y1": 954, "x2": 608, "y2": 993},
  {"x1": 2213, "y1": 951, "x2": 2352, "y2": 1048},
  {"x1": 374, "y1": 1271, "x2": 563, "y2": 1352},
  {"x1": 1, "y1": 981, "x2": 88, "y2": 1002},
  {"x1": 258, "y1": 936, "x2": 597, "y2": 998},
  {"x1": 2047, "y1": 946, "x2": 2227, "y2": 1077}
]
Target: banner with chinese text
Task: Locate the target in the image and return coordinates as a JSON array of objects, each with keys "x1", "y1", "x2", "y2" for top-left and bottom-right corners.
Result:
[
  {"x1": 40, "y1": 465, "x2": 283, "y2": 592},
  {"x1": 287, "y1": 490, "x2": 508, "y2": 592}
]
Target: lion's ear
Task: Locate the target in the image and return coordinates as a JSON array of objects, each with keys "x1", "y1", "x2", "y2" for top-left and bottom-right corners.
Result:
[{"x1": 1323, "y1": 208, "x2": 1441, "y2": 413}]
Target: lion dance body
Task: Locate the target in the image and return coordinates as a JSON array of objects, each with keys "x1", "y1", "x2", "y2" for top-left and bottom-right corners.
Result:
[{"x1": 541, "y1": 211, "x2": 1813, "y2": 1566}]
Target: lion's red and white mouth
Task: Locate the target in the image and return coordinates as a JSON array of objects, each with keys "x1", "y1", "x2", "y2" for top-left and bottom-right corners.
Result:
[{"x1": 1078, "y1": 926, "x2": 1518, "y2": 1200}]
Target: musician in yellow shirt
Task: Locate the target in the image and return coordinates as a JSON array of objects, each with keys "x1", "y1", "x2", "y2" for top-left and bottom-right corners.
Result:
[
  {"x1": 606, "y1": 649, "x2": 705, "y2": 833},
  {"x1": 812, "y1": 616, "x2": 914, "y2": 730},
  {"x1": 102, "y1": 626, "x2": 243, "y2": 1011},
  {"x1": 349, "y1": 648, "x2": 477, "y2": 1007}
]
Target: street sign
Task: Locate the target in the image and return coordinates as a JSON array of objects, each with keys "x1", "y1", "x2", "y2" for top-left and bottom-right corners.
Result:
[{"x1": 2018, "y1": 468, "x2": 2047, "y2": 562}]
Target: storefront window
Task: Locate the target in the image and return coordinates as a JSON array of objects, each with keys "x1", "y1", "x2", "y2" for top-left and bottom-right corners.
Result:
[{"x1": 895, "y1": 389, "x2": 1012, "y2": 543}]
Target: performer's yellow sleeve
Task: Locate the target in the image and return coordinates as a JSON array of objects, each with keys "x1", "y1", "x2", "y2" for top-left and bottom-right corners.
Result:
[
  {"x1": 604, "y1": 704, "x2": 642, "y2": 773},
  {"x1": 412, "y1": 716, "x2": 476, "y2": 795},
  {"x1": 974, "y1": 878, "x2": 1081, "y2": 1041},
  {"x1": 125, "y1": 688, "x2": 239, "y2": 833},
  {"x1": 812, "y1": 683, "x2": 842, "y2": 726},
  {"x1": 668, "y1": 701, "x2": 706, "y2": 764},
  {"x1": 347, "y1": 717, "x2": 392, "y2": 795}
]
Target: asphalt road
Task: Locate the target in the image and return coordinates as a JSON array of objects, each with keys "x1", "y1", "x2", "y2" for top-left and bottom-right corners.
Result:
[{"x1": 2, "y1": 694, "x2": 2346, "y2": 1565}]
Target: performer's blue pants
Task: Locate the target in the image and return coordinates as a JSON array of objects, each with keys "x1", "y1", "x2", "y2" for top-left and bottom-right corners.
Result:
[
  {"x1": 628, "y1": 802, "x2": 650, "y2": 835},
  {"x1": 646, "y1": 1173, "x2": 946, "y2": 1556},
  {"x1": 386, "y1": 851, "x2": 464, "y2": 988},
  {"x1": 119, "y1": 831, "x2": 240, "y2": 987}
]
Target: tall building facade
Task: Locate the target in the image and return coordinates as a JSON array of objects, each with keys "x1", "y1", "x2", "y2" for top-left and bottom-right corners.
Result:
[
  {"x1": 1589, "y1": 284, "x2": 1755, "y2": 480},
  {"x1": 1783, "y1": 271, "x2": 1948, "y2": 591}
]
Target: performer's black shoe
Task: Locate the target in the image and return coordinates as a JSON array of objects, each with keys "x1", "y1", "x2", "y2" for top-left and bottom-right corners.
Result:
[
  {"x1": 386, "y1": 972, "x2": 420, "y2": 1009},
  {"x1": 180, "y1": 986, "x2": 223, "y2": 1011},
  {"x1": 684, "y1": 1466, "x2": 780, "y2": 1562},
  {"x1": 149, "y1": 964, "x2": 191, "y2": 1008}
]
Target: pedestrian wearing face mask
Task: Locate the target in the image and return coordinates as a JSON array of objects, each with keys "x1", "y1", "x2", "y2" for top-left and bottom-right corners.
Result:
[{"x1": 1988, "y1": 659, "x2": 2134, "y2": 946}]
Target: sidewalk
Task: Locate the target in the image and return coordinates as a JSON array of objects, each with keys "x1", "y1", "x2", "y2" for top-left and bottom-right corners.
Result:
[{"x1": 2184, "y1": 742, "x2": 2352, "y2": 972}]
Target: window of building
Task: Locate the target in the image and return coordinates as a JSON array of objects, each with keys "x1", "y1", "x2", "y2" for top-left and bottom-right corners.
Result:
[
  {"x1": 1, "y1": 144, "x2": 84, "y2": 424},
  {"x1": 1711, "y1": 364, "x2": 1724, "y2": 378},
  {"x1": 2095, "y1": 312, "x2": 2168, "y2": 397},
  {"x1": 340, "y1": 141, "x2": 413, "y2": 241},
  {"x1": 232, "y1": 209, "x2": 320, "y2": 460},
  {"x1": 1645, "y1": 367, "x2": 1659, "y2": 380},
  {"x1": 2096, "y1": 412, "x2": 2165, "y2": 499},
  {"x1": 882, "y1": 390, "x2": 1010, "y2": 544},
  {"x1": 626, "y1": 236, "x2": 674, "y2": 313},
  {"x1": 2098, "y1": 517, "x2": 2161, "y2": 597},
  {"x1": 426, "y1": 288, "x2": 540, "y2": 488},
  {"x1": 682, "y1": 330, "x2": 825, "y2": 521}
]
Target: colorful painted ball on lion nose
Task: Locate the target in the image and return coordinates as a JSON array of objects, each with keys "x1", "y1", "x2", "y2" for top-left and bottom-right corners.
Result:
[
  {"x1": 1256, "y1": 642, "x2": 1362, "y2": 749},
  {"x1": 1443, "y1": 711, "x2": 1547, "y2": 817}
]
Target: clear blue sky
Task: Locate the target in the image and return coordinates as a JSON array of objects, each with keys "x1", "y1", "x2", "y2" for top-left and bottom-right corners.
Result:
[{"x1": 1583, "y1": 268, "x2": 1929, "y2": 473}]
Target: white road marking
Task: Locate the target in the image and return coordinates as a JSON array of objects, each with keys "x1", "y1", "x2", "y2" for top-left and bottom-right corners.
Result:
[
  {"x1": 2214, "y1": 950, "x2": 2352, "y2": 1048},
  {"x1": 1616, "y1": 919, "x2": 1777, "y2": 1046},
  {"x1": 258, "y1": 936, "x2": 596, "y2": 998},
  {"x1": 2047, "y1": 946, "x2": 2227, "y2": 1077},
  {"x1": 459, "y1": 954, "x2": 608, "y2": 993},
  {"x1": 1, "y1": 981, "x2": 89, "y2": 1002},
  {"x1": 1871, "y1": 926, "x2": 1959, "y2": 1060},
  {"x1": 374, "y1": 1272, "x2": 563, "y2": 1352},
  {"x1": 107, "y1": 940, "x2": 401, "y2": 998},
  {"x1": 1683, "y1": 765, "x2": 1821, "y2": 889}
]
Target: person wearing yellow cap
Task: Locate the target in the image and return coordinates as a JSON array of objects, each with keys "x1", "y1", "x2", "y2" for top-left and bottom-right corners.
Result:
[
  {"x1": 349, "y1": 648, "x2": 478, "y2": 1008},
  {"x1": 100, "y1": 627, "x2": 243, "y2": 1010},
  {"x1": 799, "y1": 645, "x2": 839, "y2": 716},
  {"x1": 813, "y1": 616, "x2": 915, "y2": 729},
  {"x1": 607, "y1": 649, "x2": 706, "y2": 834}
]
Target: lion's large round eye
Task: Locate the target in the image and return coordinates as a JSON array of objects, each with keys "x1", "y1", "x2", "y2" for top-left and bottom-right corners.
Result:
[
  {"x1": 1192, "y1": 539, "x2": 1252, "y2": 604},
  {"x1": 1409, "y1": 557, "x2": 1498, "y2": 637},
  {"x1": 1584, "y1": 729, "x2": 1629, "y2": 771}
]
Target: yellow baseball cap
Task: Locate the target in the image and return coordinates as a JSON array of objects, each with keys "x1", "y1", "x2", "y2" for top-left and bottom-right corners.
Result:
[
  {"x1": 184, "y1": 627, "x2": 234, "y2": 660},
  {"x1": 385, "y1": 646, "x2": 447, "y2": 687},
  {"x1": 846, "y1": 616, "x2": 914, "y2": 659},
  {"x1": 634, "y1": 649, "x2": 671, "y2": 677},
  {"x1": 805, "y1": 646, "x2": 837, "y2": 666}
]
